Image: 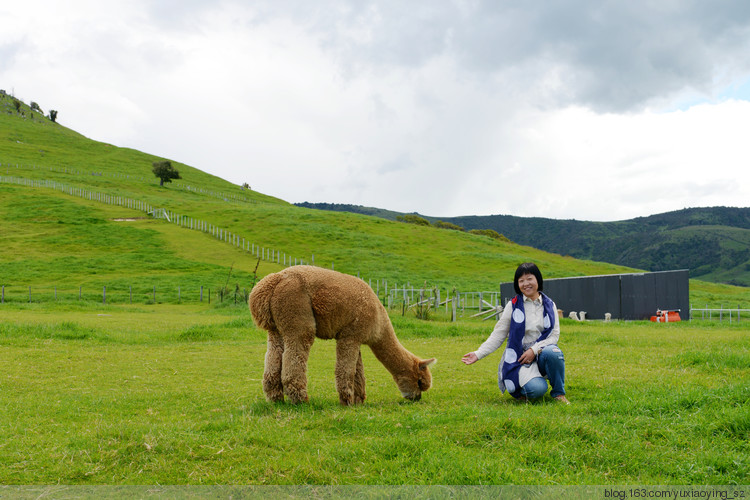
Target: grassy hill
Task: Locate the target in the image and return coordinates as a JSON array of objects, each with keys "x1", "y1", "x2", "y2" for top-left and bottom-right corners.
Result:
[
  {"x1": 297, "y1": 203, "x2": 750, "y2": 288},
  {"x1": 2, "y1": 92, "x2": 749, "y2": 307}
]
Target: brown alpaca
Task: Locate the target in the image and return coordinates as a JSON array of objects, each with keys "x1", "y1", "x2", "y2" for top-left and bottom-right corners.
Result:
[{"x1": 248, "y1": 265, "x2": 435, "y2": 405}]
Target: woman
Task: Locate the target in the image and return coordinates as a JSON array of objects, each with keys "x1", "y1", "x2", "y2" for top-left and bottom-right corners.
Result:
[{"x1": 462, "y1": 262, "x2": 569, "y2": 404}]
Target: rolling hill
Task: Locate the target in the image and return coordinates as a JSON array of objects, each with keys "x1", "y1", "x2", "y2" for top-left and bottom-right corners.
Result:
[
  {"x1": 2, "y1": 91, "x2": 749, "y2": 307},
  {"x1": 296, "y1": 204, "x2": 750, "y2": 287}
]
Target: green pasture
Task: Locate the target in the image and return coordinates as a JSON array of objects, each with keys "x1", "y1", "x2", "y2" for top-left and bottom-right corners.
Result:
[
  {"x1": 3, "y1": 183, "x2": 750, "y2": 309},
  {"x1": 1, "y1": 302, "x2": 747, "y2": 485}
]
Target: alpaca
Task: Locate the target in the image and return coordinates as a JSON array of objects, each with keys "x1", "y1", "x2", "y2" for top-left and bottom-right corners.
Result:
[
  {"x1": 248, "y1": 265, "x2": 436, "y2": 405},
  {"x1": 579, "y1": 311, "x2": 587, "y2": 321},
  {"x1": 568, "y1": 311, "x2": 580, "y2": 321}
]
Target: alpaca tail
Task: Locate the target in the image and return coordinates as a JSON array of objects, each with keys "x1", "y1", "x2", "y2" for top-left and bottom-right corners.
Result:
[{"x1": 248, "y1": 272, "x2": 282, "y2": 331}]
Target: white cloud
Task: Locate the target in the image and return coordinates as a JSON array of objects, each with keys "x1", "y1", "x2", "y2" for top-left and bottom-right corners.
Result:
[{"x1": 2, "y1": 0, "x2": 750, "y2": 221}]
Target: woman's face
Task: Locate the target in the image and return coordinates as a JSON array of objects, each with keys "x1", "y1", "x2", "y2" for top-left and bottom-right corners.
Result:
[{"x1": 517, "y1": 273, "x2": 539, "y2": 300}]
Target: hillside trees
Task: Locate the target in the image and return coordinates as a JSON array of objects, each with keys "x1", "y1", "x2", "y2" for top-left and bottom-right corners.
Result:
[{"x1": 152, "y1": 160, "x2": 181, "y2": 186}]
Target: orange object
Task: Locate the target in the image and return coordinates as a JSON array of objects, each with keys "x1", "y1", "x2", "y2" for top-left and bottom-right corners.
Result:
[{"x1": 650, "y1": 309, "x2": 681, "y2": 322}]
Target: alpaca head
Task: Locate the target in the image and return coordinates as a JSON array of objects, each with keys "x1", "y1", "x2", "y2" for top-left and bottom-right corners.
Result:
[{"x1": 396, "y1": 358, "x2": 436, "y2": 401}]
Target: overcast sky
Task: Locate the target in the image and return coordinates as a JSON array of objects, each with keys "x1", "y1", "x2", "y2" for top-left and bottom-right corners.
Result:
[{"x1": 3, "y1": 1, "x2": 750, "y2": 221}]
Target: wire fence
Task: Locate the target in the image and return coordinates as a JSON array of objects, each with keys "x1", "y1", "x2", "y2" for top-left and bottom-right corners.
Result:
[
  {"x1": 4, "y1": 170, "x2": 748, "y2": 323},
  {"x1": 0, "y1": 284, "x2": 250, "y2": 306},
  {"x1": 0, "y1": 283, "x2": 505, "y2": 322}
]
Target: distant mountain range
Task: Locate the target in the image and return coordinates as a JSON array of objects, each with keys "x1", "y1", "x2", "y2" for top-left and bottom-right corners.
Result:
[{"x1": 295, "y1": 203, "x2": 750, "y2": 287}]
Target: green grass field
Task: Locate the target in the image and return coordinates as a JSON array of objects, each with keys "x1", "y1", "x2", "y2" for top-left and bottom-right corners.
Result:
[{"x1": 1, "y1": 301, "x2": 748, "y2": 485}]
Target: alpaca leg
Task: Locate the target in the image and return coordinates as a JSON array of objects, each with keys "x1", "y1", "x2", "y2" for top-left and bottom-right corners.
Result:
[
  {"x1": 280, "y1": 332, "x2": 314, "y2": 404},
  {"x1": 270, "y1": 276, "x2": 316, "y2": 404},
  {"x1": 352, "y1": 350, "x2": 366, "y2": 404},
  {"x1": 263, "y1": 329, "x2": 285, "y2": 402},
  {"x1": 335, "y1": 339, "x2": 362, "y2": 405}
]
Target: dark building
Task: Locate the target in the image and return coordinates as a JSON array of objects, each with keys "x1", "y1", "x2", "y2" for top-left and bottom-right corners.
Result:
[{"x1": 500, "y1": 270, "x2": 689, "y2": 320}]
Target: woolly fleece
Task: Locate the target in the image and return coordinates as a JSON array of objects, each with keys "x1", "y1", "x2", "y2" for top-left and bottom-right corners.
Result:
[{"x1": 249, "y1": 265, "x2": 435, "y2": 405}]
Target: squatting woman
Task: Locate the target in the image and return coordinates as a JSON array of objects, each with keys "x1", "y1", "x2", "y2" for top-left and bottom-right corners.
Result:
[{"x1": 461, "y1": 262, "x2": 569, "y2": 404}]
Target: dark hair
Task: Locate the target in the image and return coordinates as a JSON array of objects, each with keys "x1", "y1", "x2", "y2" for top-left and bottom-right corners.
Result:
[{"x1": 513, "y1": 262, "x2": 544, "y2": 295}]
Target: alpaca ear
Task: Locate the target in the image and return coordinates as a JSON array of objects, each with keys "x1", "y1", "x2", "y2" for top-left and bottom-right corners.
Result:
[{"x1": 419, "y1": 358, "x2": 436, "y2": 370}]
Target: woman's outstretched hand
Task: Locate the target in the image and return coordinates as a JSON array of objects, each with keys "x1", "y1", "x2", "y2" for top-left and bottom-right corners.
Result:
[{"x1": 461, "y1": 352, "x2": 478, "y2": 365}]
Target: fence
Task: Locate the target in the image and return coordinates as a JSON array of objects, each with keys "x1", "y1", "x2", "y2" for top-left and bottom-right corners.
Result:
[
  {"x1": 0, "y1": 172, "x2": 505, "y2": 320},
  {"x1": 0, "y1": 284, "x2": 251, "y2": 306},
  {"x1": 690, "y1": 305, "x2": 749, "y2": 323},
  {"x1": 0, "y1": 283, "x2": 505, "y2": 321},
  {"x1": 0, "y1": 174, "x2": 315, "y2": 268},
  {"x1": 1, "y1": 162, "x2": 258, "y2": 205},
  {"x1": 385, "y1": 287, "x2": 502, "y2": 321},
  {"x1": 8, "y1": 169, "x2": 746, "y2": 323}
]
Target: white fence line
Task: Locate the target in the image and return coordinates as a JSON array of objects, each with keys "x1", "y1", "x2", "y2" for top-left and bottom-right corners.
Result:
[
  {"x1": 690, "y1": 306, "x2": 749, "y2": 323},
  {"x1": 9, "y1": 172, "x2": 747, "y2": 323},
  {"x1": 1, "y1": 162, "x2": 258, "y2": 205},
  {"x1": 0, "y1": 174, "x2": 313, "y2": 267},
  {"x1": 1, "y1": 174, "x2": 508, "y2": 321}
]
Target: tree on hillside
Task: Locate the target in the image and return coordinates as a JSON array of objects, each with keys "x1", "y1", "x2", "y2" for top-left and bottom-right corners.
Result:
[{"x1": 152, "y1": 161, "x2": 181, "y2": 186}]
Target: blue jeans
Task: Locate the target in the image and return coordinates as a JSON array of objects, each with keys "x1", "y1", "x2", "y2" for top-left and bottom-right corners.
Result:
[{"x1": 517, "y1": 345, "x2": 566, "y2": 399}]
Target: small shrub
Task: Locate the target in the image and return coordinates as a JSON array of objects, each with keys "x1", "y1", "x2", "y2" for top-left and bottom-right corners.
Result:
[
  {"x1": 396, "y1": 214, "x2": 430, "y2": 226},
  {"x1": 434, "y1": 221, "x2": 464, "y2": 231},
  {"x1": 469, "y1": 228, "x2": 511, "y2": 243}
]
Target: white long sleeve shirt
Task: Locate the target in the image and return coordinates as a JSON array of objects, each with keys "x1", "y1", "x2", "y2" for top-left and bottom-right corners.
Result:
[{"x1": 474, "y1": 294, "x2": 560, "y2": 387}]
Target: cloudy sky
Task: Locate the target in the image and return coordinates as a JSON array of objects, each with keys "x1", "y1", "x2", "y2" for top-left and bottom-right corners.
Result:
[{"x1": 3, "y1": 1, "x2": 750, "y2": 221}]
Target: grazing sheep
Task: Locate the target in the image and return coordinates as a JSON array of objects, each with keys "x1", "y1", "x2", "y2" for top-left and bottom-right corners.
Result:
[
  {"x1": 249, "y1": 265, "x2": 435, "y2": 405},
  {"x1": 568, "y1": 311, "x2": 580, "y2": 321},
  {"x1": 604, "y1": 312, "x2": 612, "y2": 322},
  {"x1": 579, "y1": 311, "x2": 587, "y2": 321}
]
